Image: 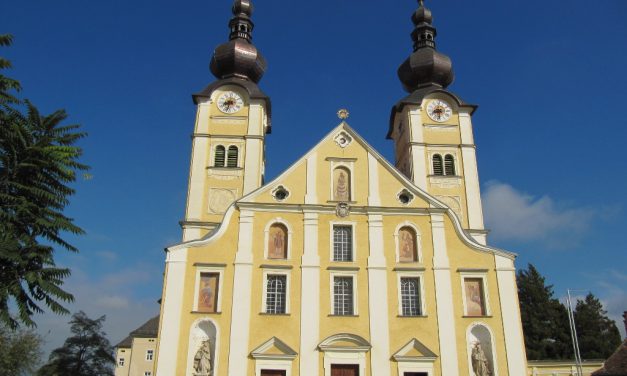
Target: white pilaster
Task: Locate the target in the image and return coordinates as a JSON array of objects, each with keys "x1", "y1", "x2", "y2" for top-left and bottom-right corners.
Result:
[
  {"x1": 408, "y1": 107, "x2": 428, "y2": 191},
  {"x1": 459, "y1": 113, "x2": 485, "y2": 232},
  {"x1": 495, "y1": 255, "x2": 527, "y2": 376},
  {"x1": 185, "y1": 136, "x2": 209, "y2": 223},
  {"x1": 430, "y1": 213, "x2": 460, "y2": 376},
  {"x1": 368, "y1": 153, "x2": 381, "y2": 206},
  {"x1": 299, "y1": 211, "x2": 320, "y2": 376},
  {"x1": 305, "y1": 152, "x2": 318, "y2": 205},
  {"x1": 243, "y1": 138, "x2": 263, "y2": 195},
  {"x1": 155, "y1": 248, "x2": 188, "y2": 376},
  {"x1": 227, "y1": 210, "x2": 255, "y2": 376},
  {"x1": 367, "y1": 214, "x2": 391, "y2": 376}
]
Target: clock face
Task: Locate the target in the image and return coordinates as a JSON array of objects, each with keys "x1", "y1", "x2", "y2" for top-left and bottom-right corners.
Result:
[
  {"x1": 217, "y1": 91, "x2": 244, "y2": 114},
  {"x1": 426, "y1": 99, "x2": 453, "y2": 122}
]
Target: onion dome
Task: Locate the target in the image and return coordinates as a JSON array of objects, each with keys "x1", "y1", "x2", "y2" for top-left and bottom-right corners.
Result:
[
  {"x1": 397, "y1": 0, "x2": 454, "y2": 92},
  {"x1": 210, "y1": 0, "x2": 267, "y2": 83}
]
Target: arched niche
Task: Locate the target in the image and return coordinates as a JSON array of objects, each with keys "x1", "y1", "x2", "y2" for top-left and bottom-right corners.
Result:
[
  {"x1": 187, "y1": 318, "x2": 219, "y2": 376},
  {"x1": 466, "y1": 323, "x2": 497, "y2": 376},
  {"x1": 333, "y1": 166, "x2": 351, "y2": 201}
]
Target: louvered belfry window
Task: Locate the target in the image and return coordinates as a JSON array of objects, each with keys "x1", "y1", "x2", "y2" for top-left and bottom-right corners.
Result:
[
  {"x1": 432, "y1": 154, "x2": 443, "y2": 175},
  {"x1": 444, "y1": 154, "x2": 455, "y2": 175},
  {"x1": 214, "y1": 145, "x2": 226, "y2": 167},
  {"x1": 227, "y1": 146, "x2": 238, "y2": 167}
]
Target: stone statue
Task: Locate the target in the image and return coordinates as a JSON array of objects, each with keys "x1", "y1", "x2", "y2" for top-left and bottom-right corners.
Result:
[
  {"x1": 193, "y1": 339, "x2": 212, "y2": 375},
  {"x1": 471, "y1": 342, "x2": 490, "y2": 376}
]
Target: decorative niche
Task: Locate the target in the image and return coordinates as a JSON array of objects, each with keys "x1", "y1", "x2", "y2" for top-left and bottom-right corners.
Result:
[
  {"x1": 271, "y1": 185, "x2": 290, "y2": 202},
  {"x1": 397, "y1": 189, "x2": 415, "y2": 205}
]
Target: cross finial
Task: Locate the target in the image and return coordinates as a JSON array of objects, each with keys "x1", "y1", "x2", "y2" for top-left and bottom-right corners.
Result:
[{"x1": 337, "y1": 109, "x2": 350, "y2": 120}]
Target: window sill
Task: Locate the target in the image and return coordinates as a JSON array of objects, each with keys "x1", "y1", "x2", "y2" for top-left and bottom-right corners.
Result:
[
  {"x1": 260, "y1": 264, "x2": 293, "y2": 269},
  {"x1": 393, "y1": 266, "x2": 425, "y2": 272},
  {"x1": 191, "y1": 311, "x2": 222, "y2": 315},
  {"x1": 397, "y1": 315, "x2": 428, "y2": 318},
  {"x1": 327, "y1": 200, "x2": 357, "y2": 204},
  {"x1": 428, "y1": 174, "x2": 461, "y2": 178},
  {"x1": 207, "y1": 166, "x2": 242, "y2": 170},
  {"x1": 259, "y1": 313, "x2": 291, "y2": 316},
  {"x1": 462, "y1": 315, "x2": 493, "y2": 318},
  {"x1": 328, "y1": 314, "x2": 359, "y2": 317},
  {"x1": 327, "y1": 266, "x2": 360, "y2": 271}
]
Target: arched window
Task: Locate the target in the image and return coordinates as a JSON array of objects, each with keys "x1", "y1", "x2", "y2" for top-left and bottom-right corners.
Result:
[
  {"x1": 227, "y1": 146, "x2": 238, "y2": 168},
  {"x1": 398, "y1": 226, "x2": 418, "y2": 262},
  {"x1": 214, "y1": 145, "x2": 225, "y2": 167},
  {"x1": 333, "y1": 167, "x2": 351, "y2": 201},
  {"x1": 432, "y1": 154, "x2": 443, "y2": 176},
  {"x1": 267, "y1": 223, "x2": 288, "y2": 259},
  {"x1": 444, "y1": 154, "x2": 456, "y2": 176}
]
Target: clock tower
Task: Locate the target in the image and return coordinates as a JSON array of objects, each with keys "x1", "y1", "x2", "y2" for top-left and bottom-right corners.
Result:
[
  {"x1": 182, "y1": 0, "x2": 271, "y2": 241},
  {"x1": 388, "y1": 0, "x2": 487, "y2": 244}
]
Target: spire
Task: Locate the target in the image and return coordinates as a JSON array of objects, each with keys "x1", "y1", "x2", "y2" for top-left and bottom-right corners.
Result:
[
  {"x1": 397, "y1": 0, "x2": 454, "y2": 92},
  {"x1": 210, "y1": 0, "x2": 267, "y2": 83}
]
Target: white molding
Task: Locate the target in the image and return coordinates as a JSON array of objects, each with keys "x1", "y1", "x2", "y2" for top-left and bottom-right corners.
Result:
[
  {"x1": 495, "y1": 255, "x2": 528, "y2": 376},
  {"x1": 393, "y1": 221, "x2": 423, "y2": 264},
  {"x1": 367, "y1": 152, "x2": 381, "y2": 206},
  {"x1": 227, "y1": 210, "x2": 255, "y2": 376},
  {"x1": 305, "y1": 152, "x2": 318, "y2": 205},
  {"x1": 192, "y1": 265, "x2": 225, "y2": 313},
  {"x1": 329, "y1": 221, "x2": 357, "y2": 263},
  {"x1": 329, "y1": 271, "x2": 359, "y2": 316},
  {"x1": 155, "y1": 248, "x2": 188, "y2": 376},
  {"x1": 395, "y1": 271, "x2": 427, "y2": 317},
  {"x1": 261, "y1": 269, "x2": 291, "y2": 314},
  {"x1": 465, "y1": 322, "x2": 499, "y2": 376},
  {"x1": 263, "y1": 218, "x2": 293, "y2": 260},
  {"x1": 459, "y1": 272, "x2": 492, "y2": 317},
  {"x1": 461, "y1": 146, "x2": 485, "y2": 230}
]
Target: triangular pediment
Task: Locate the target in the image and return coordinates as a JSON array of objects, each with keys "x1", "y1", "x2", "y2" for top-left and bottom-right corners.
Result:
[
  {"x1": 250, "y1": 337, "x2": 297, "y2": 360},
  {"x1": 393, "y1": 338, "x2": 438, "y2": 362}
]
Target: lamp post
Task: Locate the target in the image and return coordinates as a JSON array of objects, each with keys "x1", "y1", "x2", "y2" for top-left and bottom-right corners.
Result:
[{"x1": 566, "y1": 289, "x2": 586, "y2": 376}]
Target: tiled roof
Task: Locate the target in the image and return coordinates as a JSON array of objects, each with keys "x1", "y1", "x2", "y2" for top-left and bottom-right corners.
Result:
[
  {"x1": 116, "y1": 335, "x2": 133, "y2": 348},
  {"x1": 592, "y1": 340, "x2": 627, "y2": 376},
  {"x1": 114, "y1": 315, "x2": 160, "y2": 348}
]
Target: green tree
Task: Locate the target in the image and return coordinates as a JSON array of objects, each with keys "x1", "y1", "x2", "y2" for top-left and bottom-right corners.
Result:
[
  {"x1": 0, "y1": 35, "x2": 89, "y2": 328},
  {"x1": 0, "y1": 323, "x2": 43, "y2": 375},
  {"x1": 517, "y1": 264, "x2": 572, "y2": 360},
  {"x1": 37, "y1": 311, "x2": 115, "y2": 376},
  {"x1": 574, "y1": 293, "x2": 621, "y2": 359}
]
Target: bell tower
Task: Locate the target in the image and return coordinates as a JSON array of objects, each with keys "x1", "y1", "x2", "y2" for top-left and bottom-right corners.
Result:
[
  {"x1": 388, "y1": 0, "x2": 487, "y2": 244},
  {"x1": 182, "y1": 0, "x2": 270, "y2": 241}
]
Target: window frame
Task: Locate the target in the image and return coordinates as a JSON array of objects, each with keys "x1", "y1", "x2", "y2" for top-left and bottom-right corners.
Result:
[
  {"x1": 330, "y1": 272, "x2": 358, "y2": 316},
  {"x1": 396, "y1": 272, "x2": 426, "y2": 317},
  {"x1": 432, "y1": 154, "x2": 444, "y2": 176},
  {"x1": 213, "y1": 145, "x2": 226, "y2": 167},
  {"x1": 394, "y1": 222, "x2": 422, "y2": 263},
  {"x1": 210, "y1": 142, "x2": 243, "y2": 169},
  {"x1": 460, "y1": 272, "x2": 491, "y2": 317},
  {"x1": 118, "y1": 357, "x2": 125, "y2": 367},
  {"x1": 263, "y1": 218, "x2": 292, "y2": 260},
  {"x1": 329, "y1": 222, "x2": 356, "y2": 263},
  {"x1": 226, "y1": 145, "x2": 239, "y2": 168},
  {"x1": 444, "y1": 154, "x2": 456, "y2": 176},
  {"x1": 192, "y1": 266, "x2": 225, "y2": 313},
  {"x1": 428, "y1": 150, "x2": 459, "y2": 177},
  {"x1": 145, "y1": 349, "x2": 154, "y2": 361},
  {"x1": 262, "y1": 269, "x2": 291, "y2": 315}
]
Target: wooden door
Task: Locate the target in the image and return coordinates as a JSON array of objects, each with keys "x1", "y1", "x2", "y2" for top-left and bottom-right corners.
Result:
[
  {"x1": 260, "y1": 370, "x2": 286, "y2": 376},
  {"x1": 331, "y1": 364, "x2": 359, "y2": 376}
]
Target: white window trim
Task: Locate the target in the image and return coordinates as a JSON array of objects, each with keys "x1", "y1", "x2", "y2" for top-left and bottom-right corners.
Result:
[
  {"x1": 396, "y1": 271, "x2": 426, "y2": 317},
  {"x1": 329, "y1": 271, "x2": 358, "y2": 316},
  {"x1": 460, "y1": 272, "x2": 491, "y2": 316},
  {"x1": 146, "y1": 349, "x2": 154, "y2": 361},
  {"x1": 255, "y1": 359, "x2": 292, "y2": 376},
  {"x1": 394, "y1": 221, "x2": 423, "y2": 263},
  {"x1": 428, "y1": 148, "x2": 458, "y2": 176},
  {"x1": 261, "y1": 269, "x2": 291, "y2": 314},
  {"x1": 263, "y1": 218, "x2": 293, "y2": 260},
  {"x1": 328, "y1": 160, "x2": 355, "y2": 202},
  {"x1": 192, "y1": 266, "x2": 225, "y2": 313},
  {"x1": 210, "y1": 141, "x2": 244, "y2": 168},
  {"x1": 329, "y1": 221, "x2": 357, "y2": 263}
]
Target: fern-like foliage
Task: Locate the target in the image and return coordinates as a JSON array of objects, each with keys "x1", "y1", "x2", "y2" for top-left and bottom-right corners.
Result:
[{"x1": 0, "y1": 35, "x2": 89, "y2": 328}]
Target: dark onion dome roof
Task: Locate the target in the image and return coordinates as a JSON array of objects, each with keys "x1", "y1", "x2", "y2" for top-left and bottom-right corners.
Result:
[
  {"x1": 397, "y1": 0, "x2": 454, "y2": 92},
  {"x1": 210, "y1": 0, "x2": 267, "y2": 83}
]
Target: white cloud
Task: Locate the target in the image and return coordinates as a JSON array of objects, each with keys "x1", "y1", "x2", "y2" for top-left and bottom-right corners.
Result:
[{"x1": 482, "y1": 181, "x2": 595, "y2": 248}]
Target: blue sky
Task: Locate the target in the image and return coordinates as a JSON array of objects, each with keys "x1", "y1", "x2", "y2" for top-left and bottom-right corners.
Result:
[{"x1": 2, "y1": 0, "x2": 626, "y2": 357}]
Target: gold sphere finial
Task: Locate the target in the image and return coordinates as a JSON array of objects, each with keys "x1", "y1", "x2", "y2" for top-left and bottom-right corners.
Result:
[{"x1": 337, "y1": 109, "x2": 350, "y2": 120}]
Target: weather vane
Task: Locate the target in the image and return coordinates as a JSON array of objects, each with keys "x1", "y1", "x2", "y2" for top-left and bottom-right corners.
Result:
[{"x1": 337, "y1": 109, "x2": 350, "y2": 120}]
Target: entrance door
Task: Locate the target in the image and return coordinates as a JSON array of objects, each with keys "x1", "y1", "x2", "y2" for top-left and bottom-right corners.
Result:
[
  {"x1": 331, "y1": 364, "x2": 359, "y2": 376},
  {"x1": 260, "y1": 370, "x2": 286, "y2": 376}
]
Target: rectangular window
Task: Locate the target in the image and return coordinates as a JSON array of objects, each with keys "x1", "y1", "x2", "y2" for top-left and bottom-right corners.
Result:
[
  {"x1": 197, "y1": 272, "x2": 220, "y2": 313},
  {"x1": 400, "y1": 277, "x2": 422, "y2": 316},
  {"x1": 265, "y1": 274, "x2": 287, "y2": 314},
  {"x1": 144, "y1": 372, "x2": 152, "y2": 376},
  {"x1": 464, "y1": 277, "x2": 487, "y2": 316},
  {"x1": 146, "y1": 349, "x2": 154, "y2": 361},
  {"x1": 333, "y1": 225, "x2": 353, "y2": 262},
  {"x1": 118, "y1": 358, "x2": 125, "y2": 367},
  {"x1": 333, "y1": 276, "x2": 354, "y2": 315}
]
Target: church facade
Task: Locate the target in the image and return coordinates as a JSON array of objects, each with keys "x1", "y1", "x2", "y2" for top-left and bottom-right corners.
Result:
[{"x1": 154, "y1": 1, "x2": 528, "y2": 376}]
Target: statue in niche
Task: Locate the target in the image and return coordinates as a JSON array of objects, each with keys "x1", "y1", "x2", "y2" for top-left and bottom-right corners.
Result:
[
  {"x1": 399, "y1": 228, "x2": 416, "y2": 262},
  {"x1": 471, "y1": 342, "x2": 490, "y2": 376},
  {"x1": 193, "y1": 339, "x2": 213, "y2": 375},
  {"x1": 334, "y1": 169, "x2": 349, "y2": 201}
]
